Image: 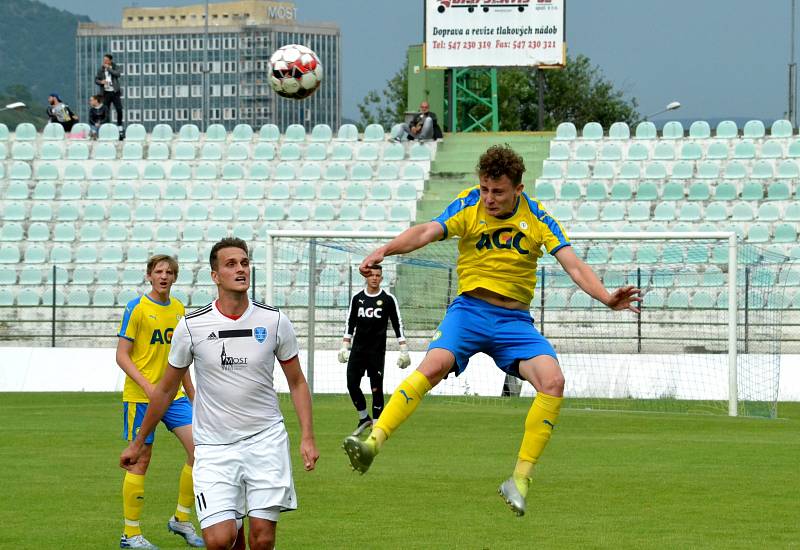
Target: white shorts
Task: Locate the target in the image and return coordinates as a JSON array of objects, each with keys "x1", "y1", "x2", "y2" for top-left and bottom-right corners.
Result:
[{"x1": 193, "y1": 421, "x2": 297, "y2": 529}]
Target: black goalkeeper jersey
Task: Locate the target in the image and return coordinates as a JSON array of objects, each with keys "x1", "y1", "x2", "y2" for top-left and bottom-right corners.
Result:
[{"x1": 344, "y1": 289, "x2": 406, "y2": 357}]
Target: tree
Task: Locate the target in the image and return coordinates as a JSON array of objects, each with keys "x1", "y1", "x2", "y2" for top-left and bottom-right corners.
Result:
[
  {"x1": 359, "y1": 53, "x2": 638, "y2": 132},
  {"x1": 357, "y1": 61, "x2": 408, "y2": 130},
  {"x1": 497, "y1": 54, "x2": 639, "y2": 131}
]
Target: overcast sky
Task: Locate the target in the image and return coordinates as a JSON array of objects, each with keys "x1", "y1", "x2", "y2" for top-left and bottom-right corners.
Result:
[{"x1": 39, "y1": 0, "x2": 796, "y2": 123}]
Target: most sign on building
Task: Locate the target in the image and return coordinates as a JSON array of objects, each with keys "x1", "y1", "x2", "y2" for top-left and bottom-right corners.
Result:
[{"x1": 424, "y1": 0, "x2": 565, "y2": 68}]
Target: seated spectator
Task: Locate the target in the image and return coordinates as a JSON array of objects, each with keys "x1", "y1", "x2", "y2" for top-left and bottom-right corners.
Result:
[
  {"x1": 46, "y1": 93, "x2": 78, "y2": 132},
  {"x1": 391, "y1": 101, "x2": 443, "y2": 142},
  {"x1": 88, "y1": 94, "x2": 110, "y2": 138}
]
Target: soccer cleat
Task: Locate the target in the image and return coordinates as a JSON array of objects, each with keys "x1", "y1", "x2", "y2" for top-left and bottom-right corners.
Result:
[
  {"x1": 498, "y1": 477, "x2": 527, "y2": 517},
  {"x1": 352, "y1": 416, "x2": 373, "y2": 437},
  {"x1": 342, "y1": 435, "x2": 377, "y2": 474},
  {"x1": 167, "y1": 517, "x2": 205, "y2": 547},
  {"x1": 120, "y1": 534, "x2": 160, "y2": 549}
]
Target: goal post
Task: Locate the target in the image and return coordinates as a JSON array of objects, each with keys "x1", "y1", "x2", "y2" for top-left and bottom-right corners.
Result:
[{"x1": 265, "y1": 230, "x2": 784, "y2": 418}]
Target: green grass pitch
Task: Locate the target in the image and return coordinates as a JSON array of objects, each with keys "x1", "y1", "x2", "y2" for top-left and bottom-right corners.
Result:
[{"x1": 0, "y1": 393, "x2": 798, "y2": 549}]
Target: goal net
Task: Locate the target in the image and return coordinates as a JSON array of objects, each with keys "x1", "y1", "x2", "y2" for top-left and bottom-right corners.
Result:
[{"x1": 264, "y1": 230, "x2": 789, "y2": 418}]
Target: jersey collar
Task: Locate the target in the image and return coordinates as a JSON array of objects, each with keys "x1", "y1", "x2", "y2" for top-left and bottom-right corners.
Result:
[
  {"x1": 213, "y1": 299, "x2": 253, "y2": 322},
  {"x1": 144, "y1": 293, "x2": 171, "y2": 306},
  {"x1": 364, "y1": 288, "x2": 382, "y2": 297}
]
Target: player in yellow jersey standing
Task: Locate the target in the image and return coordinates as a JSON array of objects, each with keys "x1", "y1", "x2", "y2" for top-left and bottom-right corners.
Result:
[
  {"x1": 343, "y1": 145, "x2": 641, "y2": 516},
  {"x1": 117, "y1": 255, "x2": 204, "y2": 548}
]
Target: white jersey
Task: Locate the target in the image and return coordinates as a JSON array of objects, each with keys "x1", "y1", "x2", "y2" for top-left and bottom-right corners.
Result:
[{"x1": 169, "y1": 300, "x2": 299, "y2": 445}]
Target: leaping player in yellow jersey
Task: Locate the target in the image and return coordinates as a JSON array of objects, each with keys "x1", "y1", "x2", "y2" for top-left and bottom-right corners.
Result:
[
  {"x1": 117, "y1": 255, "x2": 204, "y2": 549},
  {"x1": 343, "y1": 145, "x2": 641, "y2": 516}
]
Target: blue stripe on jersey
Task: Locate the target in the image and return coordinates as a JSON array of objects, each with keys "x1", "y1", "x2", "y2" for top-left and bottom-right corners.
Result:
[
  {"x1": 118, "y1": 296, "x2": 142, "y2": 340},
  {"x1": 433, "y1": 187, "x2": 481, "y2": 239},
  {"x1": 523, "y1": 193, "x2": 570, "y2": 253}
]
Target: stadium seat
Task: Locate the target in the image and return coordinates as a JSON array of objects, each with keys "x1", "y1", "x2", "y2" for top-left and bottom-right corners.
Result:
[
  {"x1": 666, "y1": 290, "x2": 690, "y2": 308},
  {"x1": 78, "y1": 223, "x2": 102, "y2": 242},
  {"x1": 540, "y1": 161, "x2": 563, "y2": 179},
  {"x1": 313, "y1": 204, "x2": 336, "y2": 221},
  {"x1": 287, "y1": 204, "x2": 310, "y2": 221},
  {"x1": 731, "y1": 203, "x2": 754, "y2": 221},
  {"x1": 652, "y1": 141, "x2": 675, "y2": 160},
  {"x1": 56, "y1": 203, "x2": 81, "y2": 221},
  {"x1": 370, "y1": 182, "x2": 392, "y2": 201},
  {"x1": 38, "y1": 142, "x2": 61, "y2": 160},
  {"x1": 555, "y1": 122, "x2": 577, "y2": 140},
  {"x1": 559, "y1": 181, "x2": 581, "y2": 200},
  {"x1": 259, "y1": 124, "x2": 281, "y2": 142},
  {"x1": 310, "y1": 124, "x2": 332, "y2": 142},
  {"x1": 299, "y1": 164, "x2": 322, "y2": 181},
  {"x1": 328, "y1": 143, "x2": 353, "y2": 161},
  {"x1": 630, "y1": 181, "x2": 655, "y2": 201},
  {"x1": 360, "y1": 123, "x2": 383, "y2": 142},
  {"x1": 785, "y1": 203, "x2": 800, "y2": 221},
  {"x1": 732, "y1": 141, "x2": 755, "y2": 159},
  {"x1": 550, "y1": 204, "x2": 573, "y2": 222},
  {"x1": 172, "y1": 142, "x2": 196, "y2": 160},
  {"x1": 231, "y1": 123, "x2": 254, "y2": 141},
  {"x1": 124, "y1": 124, "x2": 146, "y2": 141},
  {"x1": 741, "y1": 119, "x2": 765, "y2": 138},
  {"x1": 626, "y1": 142, "x2": 649, "y2": 161},
  {"x1": 103, "y1": 224, "x2": 127, "y2": 242},
  {"x1": 697, "y1": 160, "x2": 721, "y2": 179},
  {"x1": 653, "y1": 202, "x2": 676, "y2": 221},
  {"x1": 704, "y1": 141, "x2": 728, "y2": 159},
  {"x1": 284, "y1": 124, "x2": 306, "y2": 142},
  {"x1": 0, "y1": 244, "x2": 21, "y2": 263},
  {"x1": 336, "y1": 124, "x2": 358, "y2": 141},
  {"x1": 661, "y1": 181, "x2": 684, "y2": 201},
  {"x1": 581, "y1": 122, "x2": 603, "y2": 139},
  {"x1": 740, "y1": 182, "x2": 763, "y2": 201},
  {"x1": 14, "y1": 122, "x2": 37, "y2": 140},
  {"x1": 760, "y1": 140, "x2": 783, "y2": 158},
  {"x1": 151, "y1": 123, "x2": 173, "y2": 141},
  {"x1": 721, "y1": 160, "x2": 745, "y2": 179},
  {"x1": 680, "y1": 142, "x2": 702, "y2": 160},
  {"x1": 242, "y1": 182, "x2": 265, "y2": 200},
  {"x1": 318, "y1": 181, "x2": 342, "y2": 200},
  {"x1": 302, "y1": 142, "x2": 325, "y2": 161},
  {"x1": 607, "y1": 121, "x2": 630, "y2": 139},
  {"x1": 50, "y1": 245, "x2": 73, "y2": 264},
  {"x1": 704, "y1": 202, "x2": 728, "y2": 221},
  {"x1": 293, "y1": 182, "x2": 315, "y2": 200},
  {"x1": 687, "y1": 182, "x2": 710, "y2": 201},
  {"x1": 16, "y1": 288, "x2": 41, "y2": 306},
  {"x1": 576, "y1": 203, "x2": 599, "y2": 221},
  {"x1": 205, "y1": 123, "x2": 227, "y2": 142},
  {"x1": 671, "y1": 161, "x2": 693, "y2": 180},
  {"x1": 92, "y1": 288, "x2": 116, "y2": 306},
  {"x1": 351, "y1": 162, "x2": 374, "y2": 180},
  {"x1": 12, "y1": 142, "x2": 35, "y2": 160},
  {"x1": 678, "y1": 203, "x2": 702, "y2": 222},
  {"x1": 93, "y1": 142, "x2": 117, "y2": 161},
  {"x1": 395, "y1": 182, "x2": 417, "y2": 201},
  {"x1": 0, "y1": 124, "x2": 7, "y2": 142},
  {"x1": 121, "y1": 142, "x2": 144, "y2": 160},
  {"x1": 627, "y1": 202, "x2": 650, "y2": 222},
  {"x1": 264, "y1": 204, "x2": 285, "y2": 221},
  {"x1": 117, "y1": 289, "x2": 140, "y2": 306},
  {"x1": 248, "y1": 163, "x2": 270, "y2": 180},
  {"x1": 774, "y1": 223, "x2": 797, "y2": 242},
  {"x1": 410, "y1": 144, "x2": 431, "y2": 161},
  {"x1": 770, "y1": 119, "x2": 793, "y2": 137},
  {"x1": 609, "y1": 245, "x2": 633, "y2": 264},
  {"x1": 30, "y1": 203, "x2": 52, "y2": 221},
  {"x1": 712, "y1": 182, "x2": 736, "y2": 201},
  {"x1": 688, "y1": 120, "x2": 710, "y2": 139},
  {"x1": 757, "y1": 203, "x2": 780, "y2": 221},
  {"x1": 661, "y1": 121, "x2": 684, "y2": 139},
  {"x1": 778, "y1": 159, "x2": 799, "y2": 179},
  {"x1": 549, "y1": 142, "x2": 569, "y2": 160},
  {"x1": 575, "y1": 143, "x2": 597, "y2": 160},
  {"x1": 585, "y1": 181, "x2": 607, "y2": 201},
  {"x1": 567, "y1": 161, "x2": 590, "y2": 179},
  {"x1": 751, "y1": 160, "x2": 774, "y2": 179},
  {"x1": 747, "y1": 224, "x2": 770, "y2": 243},
  {"x1": 250, "y1": 142, "x2": 276, "y2": 161},
  {"x1": 715, "y1": 120, "x2": 738, "y2": 138},
  {"x1": 9, "y1": 162, "x2": 31, "y2": 180}
]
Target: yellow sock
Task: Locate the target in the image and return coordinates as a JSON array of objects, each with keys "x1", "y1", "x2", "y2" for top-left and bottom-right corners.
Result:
[
  {"x1": 514, "y1": 392, "x2": 563, "y2": 496},
  {"x1": 174, "y1": 463, "x2": 194, "y2": 522},
  {"x1": 370, "y1": 370, "x2": 432, "y2": 448},
  {"x1": 122, "y1": 472, "x2": 146, "y2": 537}
]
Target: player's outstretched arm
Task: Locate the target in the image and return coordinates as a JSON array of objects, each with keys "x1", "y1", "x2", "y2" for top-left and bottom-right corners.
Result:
[
  {"x1": 279, "y1": 356, "x2": 319, "y2": 471},
  {"x1": 360, "y1": 221, "x2": 444, "y2": 276},
  {"x1": 116, "y1": 337, "x2": 156, "y2": 398},
  {"x1": 555, "y1": 247, "x2": 641, "y2": 313},
  {"x1": 119, "y1": 365, "x2": 185, "y2": 469}
]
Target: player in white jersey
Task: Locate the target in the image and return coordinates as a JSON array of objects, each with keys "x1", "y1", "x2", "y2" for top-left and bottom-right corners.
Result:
[{"x1": 121, "y1": 238, "x2": 319, "y2": 550}]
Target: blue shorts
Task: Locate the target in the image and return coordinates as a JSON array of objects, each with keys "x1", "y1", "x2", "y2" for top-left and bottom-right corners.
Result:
[
  {"x1": 122, "y1": 396, "x2": 193, "y2": 444},
  {"x1": 428, "y1": 294, "x2": 557, "y2": 379}
]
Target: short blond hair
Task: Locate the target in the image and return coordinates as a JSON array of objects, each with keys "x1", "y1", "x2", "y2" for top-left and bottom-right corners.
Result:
[{"x1": 146, "y1": 254, "x2": 179, "y2": 277}]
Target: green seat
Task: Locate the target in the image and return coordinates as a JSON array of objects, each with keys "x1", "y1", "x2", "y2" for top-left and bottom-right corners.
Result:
[
  {"x1": 137, "y1": 182, "x2": 161, "y2": 200},
  {"x1": 272, "y1": 162, "x2": 294, "y2": 180},
  {"x1": 370, "y1": 183, "x2": 392, "y2": 201},
  {"x1": 688, "y1": 120, "x2": 710, "y2": 139},
  {"x1": 715, "y1": 120, "x2": 738, "y2": 138},
  {"x1": 559, "y1": 181, "x2": 581, "y2": 200},
  {"x1": 221, "y1": 163, "x2": 244, "y2": 180},
  {"x1": 123, "y1": 124, "x2": 146, "y2": 141},
  {"x1": 600, "y1": 202, "x2": 625, "y2": 221},
  {"x1": 540, "y1": 161, "x2": 563, "y2": 179},
  {"x1": 32, "y1": 181, "x2": 56, "y2": 200},
  {"x1": 287, "y1": 204, "x2": 310, "y2": 221},
  {"x1": 567, "y1": 161, "x2": 590, "y2": 179},
  {"x1": 533, "y1": 181, "x2": 555, "y2": 201},
  {"x1": 50, "y1": 244, "x2": 73, "y2": 263},
  {"x1": 637, "y1": 245, "x2": 659, "y2": 264},
  {"x1": 661, "y1": 181, "x2": 684, "y2": 201},
  {"x1": 680, "y1": 142, "x2": 702, "y2": 160},
  {"x1": 376, "y1": 163, "x2": 399, "y2": 180},
  {"x1": 713, "y1": 182, "x2": 737, "y2": 201},
  {"x1": 627, "y1": 202, "x2": 650, "y2": 221},
  {"x1": 299, "y1": 164, "x2": 322, "y2": 181},
  {"x1": 30, "y1": 203, "x2": 52, "y2": 221},
  {"x1": 284, "y1": 124, "x2": 306, "y2": 142},
  {"x1": 0, "y1": 244, "x2": 21, "y2": 263},
  {"x1": 670, "y1": 161, "x2": 693, "y2": 179},
  {"x1": 409, "y1": 144, "x2": 431, "y2": 161},
  {"x1": 575, "y1": 143, "x2": 596, "y2": 160},
  {"x1": 770, "y1": 119, "x2": 793, "y2": 138},
  {"x1": 757, "y1": 203, "x2": 780, "y2": 221},
  {"x1": 14, "y1": 122, "x2": 37, "y2": 140},
  {"x1": 550, "y1": 204, "x2": 573, "y2": 222},
  {"x1": 581, "y1": 122, "x2": 603, "y2": 139},
  {"x1": 93, "y1": 142, "x2": 117, "y2": 160},
  {"x1": 57, "y1": 203, "x2": 81, "y2": 221},
  {"x1": 264, "y1": 204, "x2": 285, "y2": 221},
  {"x1": 635, "y1": 181, "x2": 658, "y2": 201},
  {"x1": 309, "y1": 124, "x2": 332, "y2": 142},
  {"x1": 259, "y1": 124, "x2": 280, "y2": 142},
  {"x1": 697, "y1": 161, "x2": 721, "y2": 179},
  {"x1": 653, "y1": 142, "x2": 675, "y2": 160},
  {"x1": 16, "y1": 288, "x2": 42, "y2": 306},
  {"x1": 116, "y1": 162, "x2": 139, "y2": 180},
  {"x1": 122, "y1": 142, "x2": 143, "y2": 160},
  {"x1": 722, "y1": 161, "x2": 746, "y2": 179},
  {"x1": 555, "y1": 122, "x2": 577, "y2": 140},
  {"x1": 743, "y1": 120, "x2": 765, "y2": 138},
  {"x1": 268, "y1": 185, "x2": 290, "y2": 200},
  {"x1": 143, "y1": 163, "x2": 165, "y2": 180},
  {"x1": 173, "y1": 142, "x2": 196, "y2": 160},
  {"x1": 39, "y1": 142, "x2": 61, "y2": 160},
  {"x1": 253, "y1": 143, "x2": 275, "y2": 161},
  {"x1": 199, "y1": 142, "x2": 221, "y2": 160},
  {"x1": 732, "y1": 141, "x2": 755, "y2": 159},
  {"x1": 231, "y1": 124, "x2": 253, "y2": 141},
  {"x1": 706, "y1": 141, "x2": 729, "y2": 159},
  {"x1": 585, "y1": 181, "x2": 607, "y2": 200},
  {"x1": 778, "y1": 160, "x2": 799, "y2": 179},
  {"x1": 661, "y1": 121, "x2": 684, "y2": 139},
  {"x1": 644, "y1": 162, "x2": 667, "y2": 179},
  {"x1": 186, "y1": 202, "x2": 209, "y2": 221},
  {"x1": 205, "y1": 123, "x2": 227, "y2": 142},
  {"x1": 751, "y1": 160, "x2": 773, "y2": 179},
  {"x1": 740, "y1": 182, "x2": 763, "y2": 201},
  {"x1": 774, "y1": 223, "x2": 797, "y2": 242},
  {"x1": 549, "y1": 142, "x2": 569, "y2": 160},
  {"x1": 242, "y1": 183, "x2": 265, "y2": 200},
  {"x1": 626, "y1": 142, "x2": 649, "y2": 161},
  {"x1": 666, "y1": 290, "x2": 690, "y2": 308},
  {"x1": 151, "y1": 123, "x2": 173, "y2": 141},
  {"x1": 704, "y1": 202, "x2": 728, "y2": 221},
  {"x1": 686, "y1": 246, "x2": 708, "y2": 263},
  {"x1": 731, "y1": 203, "x2": 754, "y2": 221},
  {"x1": 784, "y1": 203, "x2": 800, "y2": 221},
  {"x1": 746, "y1": 224, "x2": 770, "y2": 243},
  {"x1": 9, "y1": 161, "x2": 32, "y2": 180},
  {"x1": 576, "y1": 203, "x2": 599, "y2": 221},
  {"x1": 653, "y1": 202, "x2": 676, "y2": 221},
  {"x1": 12, "y1": 142, "x2": 35, "y2": 160},
  {"x1": 687, "y1": 182, "x2": 710, "y2": 201},
  {"x1": 760, "y1": 141, "x2": 783, "y2": 158},
  {"x1": 337, "y1": 123, "x2": 359, "y2": 141},
  {"x1": 678, "y1": 203, "x2": 701, "y2": 221},
  {"x1": 608, "y1": 121, "x2": 630, "y2": 139}
]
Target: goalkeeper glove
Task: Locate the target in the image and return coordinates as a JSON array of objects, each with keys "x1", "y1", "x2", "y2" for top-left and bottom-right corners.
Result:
[
  {"x1": 397, "y1": 343, "x2": 411, "y2": 369},
  {"x1": 337, "y1": 344, "x2": 350, "y2": 364}
]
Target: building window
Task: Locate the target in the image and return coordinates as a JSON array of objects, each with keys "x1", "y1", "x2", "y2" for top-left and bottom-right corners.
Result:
[
  {"x1": 211, "y1": 61, "x2": 221, "y2": 73},
  {"x1": 175, "y1": 85, "x2": 189, "y2": 98},
  {"x1": 241, "y1": 107, "x2": 252, "y2": 118},
  {"x1": 159, "y1": 108, "x2": 172, "y2": 120},
  {"x1": 210, "y1": 108, "x2": 221, "y2": 120},
  {"x1": 143, "y1": 39, "x2": 156, "y2": 52},
  {"x1": 210, "y1": 85, "x2": 221, "y2": 97},
  {"x1": 175, "y1": 62, "x2": 188, "y2": 74},
  {"x1": 159, "y1": 62, "x2": 172, "y2": 74},
  {"x1": 126, "y1": 39, "x2": 140, "y2": 52},
  {"x1": 211, "y1": 38, "x2": 221, "y2": 49},
  {"x1": 143, "y1": 109, "x2": 157, "y2": 121},
  {"x1": 191, "y1": 108, "x2": 202, "y2": 120},
  {"x1": 159, "y1": 85, "x2": 173, "y2": 98},
  {"x1": 159, "y1": 39, "x2": 172, "y2": 50},
  {"x1": 223, "y1": 108, "x2": 236, "y2": 120},
  {"x1": 111, "y1": 39, "x2": 124, "y2": 52},
  {"x1": 175, "y1": 108, "x2": 189, "y2": 121},
  {"x1": 126, "y1": 63, "x2": 140, "y2": 75},
  {"x1": 191, "y1": 61, "x2": 204, "y2": 73},
  {"x1": 223, "y1": 84, "x2": 237, "y2": 96},
  {"x1": 191, "y1": 85, "x2": 203, "y2": 97},
  {"x1": 143, "y1": 63, "x2": 156, "y2": 75},
  {"x1": 175, "y1": 38, "x2": 188, "y2": 51},
  {"x1": 223, "y1": 61, "x2": 236, "y2": 73},
  {"x1": 127, "y1": 86, "x2": 141, "y2": 99},
  {"x1": 143, "y1": 86, "x2": 157, "y2": 98},
  {"x1": 191, "y1": 38, "x2": 204, "y2": 50},
  {"x1": 128, "y1": 109, "x2": 141, "y2": 122}
]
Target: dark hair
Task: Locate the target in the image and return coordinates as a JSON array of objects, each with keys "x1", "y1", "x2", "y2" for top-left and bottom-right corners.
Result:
[
  {"x1": 91, "y1": 94, "x2": 104, "y2": 102},
  {"x1": 209, "y1": 237, "x2": 249, "y2": 270},
  {"x1": 476, "y1": 144, "x2": 526, "y2": 185},
  {"x1": 146, "y1": 254, "x2": 179, "y2": 277},
  {"x1": 367, "y1": 265, "x2": 383, "y2": 272},
  {"x1": 104, "y1": 53, "x2": 113, "y2": 60}
]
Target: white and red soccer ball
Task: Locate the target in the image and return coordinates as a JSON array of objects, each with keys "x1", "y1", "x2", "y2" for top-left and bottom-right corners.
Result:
[{"x1": 269, "y1": 44, "x2": 323, "y2": 100}]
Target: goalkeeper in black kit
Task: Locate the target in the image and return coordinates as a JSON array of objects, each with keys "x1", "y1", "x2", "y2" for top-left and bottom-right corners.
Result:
[{"x1": 338, "y1": 265, "x2": 410, "y2": 435}]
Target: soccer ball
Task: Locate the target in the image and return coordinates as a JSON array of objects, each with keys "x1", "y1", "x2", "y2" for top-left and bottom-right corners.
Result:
[{"x1": 269, "y1": 44, "x2": 323, "y2": 100}]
